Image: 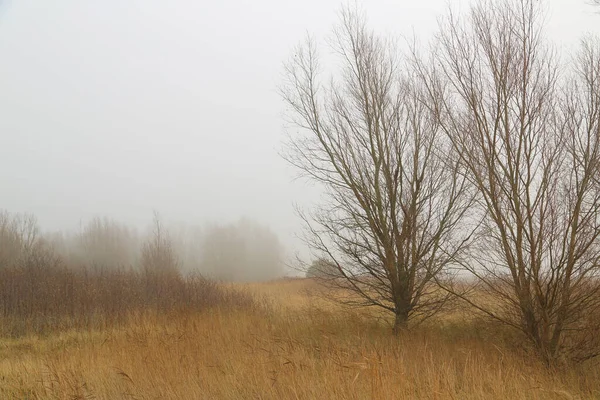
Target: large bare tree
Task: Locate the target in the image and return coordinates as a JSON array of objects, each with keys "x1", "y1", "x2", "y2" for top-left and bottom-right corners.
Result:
[
  {"x1": 281, "y1": 10, "x2": 473, "y2": 331},
  {"x1": 420, "y1": 0, "x2": 600, "y2": 363}
]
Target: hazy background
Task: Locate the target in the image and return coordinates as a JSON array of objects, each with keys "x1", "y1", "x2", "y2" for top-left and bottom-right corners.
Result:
[{"x1": 0, "y1": 0, "x2": 598, "y2": 271}]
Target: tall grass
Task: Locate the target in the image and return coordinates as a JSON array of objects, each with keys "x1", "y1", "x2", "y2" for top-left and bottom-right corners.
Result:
[{"x1": 1, "y1": 275, "x2": 600, "y2": 399}]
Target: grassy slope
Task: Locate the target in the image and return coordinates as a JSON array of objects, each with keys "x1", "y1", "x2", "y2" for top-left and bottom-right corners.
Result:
[{"x1": 1, "y1": 278, "x2": 599, "y2": 399}]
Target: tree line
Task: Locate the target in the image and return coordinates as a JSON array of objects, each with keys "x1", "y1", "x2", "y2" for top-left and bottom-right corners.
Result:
[{"x1": 0, "y1": 209, "x2": 283, "y2": 282}]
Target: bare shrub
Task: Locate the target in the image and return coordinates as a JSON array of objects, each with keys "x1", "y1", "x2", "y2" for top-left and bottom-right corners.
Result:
[
  {"x1": 0, "y1": 210, "x2": 58, "y2": 271},
  {"x1": 0, "y1": 210, "x2": 257, "y2": 337},
  {"x1": 306, "y1": 258, "x2": 343, "y2": 279},
  {"x1": 0, "y1": 265, "x2": 256, "y2": 337}
]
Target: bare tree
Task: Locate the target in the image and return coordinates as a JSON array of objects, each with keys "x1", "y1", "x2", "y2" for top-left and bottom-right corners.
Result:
[
  {"x1": 141, "y1": 211, "x2": 179, "y2": 274},
  {"x1": 0, "y1": 210, "x2": 61, "y2": 270},
  {"x1": 12, "y1": 212, "x2": 39, "y2": 256},
  {"x1": 76, "y1": 216, "x2": 139, "y2": 269},
  {"x1": 281, "y1": 10, "x2": 473, "y2": 331},
  {"x1": 0, "y1": 210, "x2": 24, "y2": 268},
  {"x1": 422, "y1": 0, "x2": 600, "y2": 363},
  {"x1": 200, "y1": 218, "x2": 283, "y2": 282},
  {"x1": 0, "y1": 211, "x2": 39, "y2": 265}
]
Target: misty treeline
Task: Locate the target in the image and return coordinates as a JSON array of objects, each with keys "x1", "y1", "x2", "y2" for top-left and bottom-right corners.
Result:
[
  {"x1": 0, "y1": 208, "x2": 278, "y2": 336},
  {"x1": 0, "y1": 209, "x2": 283, "y2": 281},
  {"x1": 283, "y1": 0, "x2": 600, "y2": 364}
]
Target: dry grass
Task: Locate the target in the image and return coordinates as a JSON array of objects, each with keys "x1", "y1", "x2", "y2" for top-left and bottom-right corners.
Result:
[{"x1": 1, "y1": 278, "x2": 600, "y2": 399}]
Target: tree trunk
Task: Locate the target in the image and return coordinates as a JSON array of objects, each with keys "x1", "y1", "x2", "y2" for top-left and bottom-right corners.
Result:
[{"x1": 392, "y1": 308, "x2": 409, "y2": 335}]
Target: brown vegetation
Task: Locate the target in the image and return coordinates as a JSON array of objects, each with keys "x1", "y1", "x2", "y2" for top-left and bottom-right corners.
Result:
[
  {"x1": 0, "y1": 266, "x2": 256, "y2": 338},
  {"x1": 2, "y1": 278, "x2": 600, "y2": 399}
]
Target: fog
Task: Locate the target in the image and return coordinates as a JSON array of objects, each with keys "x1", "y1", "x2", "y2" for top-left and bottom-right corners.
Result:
[
  {"x1": 1, "y1": 209, "x2": 285, "y2": 281},
  {"x1": 0, "y1": 0, "x2": 598, "y2": 278}
]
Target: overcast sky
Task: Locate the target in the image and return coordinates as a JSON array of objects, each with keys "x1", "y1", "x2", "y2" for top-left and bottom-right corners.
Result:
[{"x1": 0, "y1": 0, "x2": 598, "y2": 257}]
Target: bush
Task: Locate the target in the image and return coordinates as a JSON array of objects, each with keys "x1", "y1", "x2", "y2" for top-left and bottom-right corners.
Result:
[
  {"x1": 0, "y1": 266, "x2": 256, "y2": 337},
  {"x1": 306, "y1": 258, "x2": 342, "y2": 279}
]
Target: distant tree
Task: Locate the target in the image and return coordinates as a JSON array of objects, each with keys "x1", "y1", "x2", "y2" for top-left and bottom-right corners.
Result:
[
  {"x1": 306, "y1": 258, "x2": 342, "y2": 279},
  {"x1": 0, "y1": 210, "x2": 61, "y2": 270},
  {"x1": 168, "y1": 223, "x2": 205, "y2": 272},
  {"x1": 141, "y1": 211, "x2": 179, "y2": 275},
  {"x1": 200, "y1": 223, "x2": 245, "y2": 281},
  {"x1": 201, "y1": 218, "x2": 283, "y2": 282},
  {"x1": 0, "y1": 210, "x2": 40, "y2": 266},
  {"x1": 281, "y1": 8, "x2": 473, "y2": 332},
  {"x1": 75, "y1": 217, "x2": 139, "y2": 269},
  {"x1": 0, "y1": 210, "x2": 24, "y2": 268}
]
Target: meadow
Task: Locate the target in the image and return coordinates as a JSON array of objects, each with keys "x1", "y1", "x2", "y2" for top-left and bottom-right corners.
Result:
[{"x1": 1, "y1": 272, "x2": 599, "y2": 400}]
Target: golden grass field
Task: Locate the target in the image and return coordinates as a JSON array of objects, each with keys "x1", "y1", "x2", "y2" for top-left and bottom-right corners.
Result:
[{"x1": 1, "y1": 278, "x2": 599, "y2": 399}]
